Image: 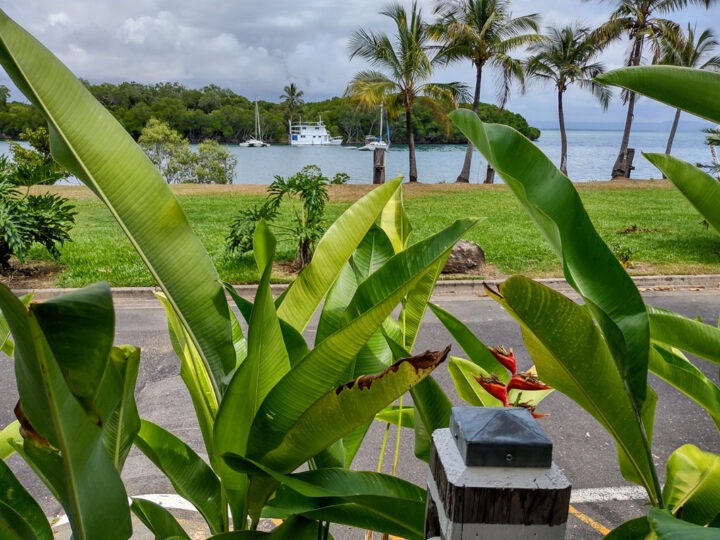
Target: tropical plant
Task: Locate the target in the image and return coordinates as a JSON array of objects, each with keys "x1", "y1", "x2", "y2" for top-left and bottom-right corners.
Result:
[
  {"x1": 699, "y1": 126, "x2": 720, "y2": 178},
  {"x1": 525, "y1": 24, "x2": 610, "y2": 175},
  {"x1": 431, "y1": 0, "x2": 540, "y2": 183},
  {"x1": 591, "y1": 0, "x2": 719, "y2": 178},
  {"x1": 658, "y1": 24, "x2": 720, "y2": 155},
  {"x1": 279, "y1": 82, "x2": 304, "y2": 123},
  {"x1": 227, "y1": 164, "x2": 333, "y2": 268},
  {"x1": 450, "y1": 63, "x2": 720, "y2": 535},
  {"x1": 8, "y1": 127, "x2": 67, "y2": 183},
  {"x1": 0, "y1": 158, "x2": 76, "y2": 271},
  {"x1": 0, "y1": 282, "x2": 139, "y2": 540},
  {"x1": 0, "y1": 10, "x2": 478, "y2": 537},
  {"x1": 346, "y1": 1, "x2": 469, "y2": 182}
]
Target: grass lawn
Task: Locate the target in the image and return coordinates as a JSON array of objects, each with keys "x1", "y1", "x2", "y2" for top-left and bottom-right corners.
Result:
[{"x1": 10, "y1": 180, "x2": 720, "y2": 288}]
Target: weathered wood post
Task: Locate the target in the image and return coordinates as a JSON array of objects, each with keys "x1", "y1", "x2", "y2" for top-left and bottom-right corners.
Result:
[
  {"x1": 373, "y1": 147, "x2": 386, "y2": 184},
  {"x1": 426, "y1": 407, "x2": 571, "y2": 539}
]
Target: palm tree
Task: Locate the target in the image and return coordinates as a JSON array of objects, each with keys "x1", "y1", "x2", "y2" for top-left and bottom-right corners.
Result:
[
  {"x1": 593, "y1": 0, "x2": 719, "y2": 178},
  {"x1": 432, "y1": 0, "x2": 540, "y2": 183},
  {"x1": 346, "y1": 1, "x2": 468, "y2": 182},
  {"x1": 526, "y1": 24, "x2": 611, "y2": 175},
  {"x1": 280, "y1": 83, "x2": 304, "y2": 123},
  {"x1": 659, "y1": 24, "x2": 720, "y2": 154}
]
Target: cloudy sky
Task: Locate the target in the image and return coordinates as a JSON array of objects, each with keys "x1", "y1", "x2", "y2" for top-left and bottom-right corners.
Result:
[{"x1": 1, "y1": 1, "x2": 718, "y2": 128}]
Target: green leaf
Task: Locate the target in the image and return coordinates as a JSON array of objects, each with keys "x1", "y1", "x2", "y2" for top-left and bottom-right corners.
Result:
[
  {"x1": 135, "y1": 420, "x2": 224, "y2": 535},
  {"x1": 447, "y1": 356, "x2": 495, "y2": 406},
  {"x1": 648, "y1": 508, "x2": 720, "y2": 539},
  {"x1": 249, "y1": 220, "x2": 476, "y2": 468},
  {"x1": 375, "y1": 405, "x2": 415, "y2": 428},
  {"x1": 605, "y1": 516, "x2": 651, "y2": 540},
  {"x1": 379, "y1": 181, "x2": 411, "y2": 253},
  {"x1": 32, "y1": 282, "x2": 120, "y2": 422},
  {"x1": 156, "y1": 292, "x2": 218, "y2": 462},
  {"x1": 649, "y1": 306, "x2": 720, "y2": 367},
  {"x1": 450, "y1": 110, "x2": 650, "y2": 409},
  {"x1": 224, "y1": 460, "x2": 426, "y2": 540},
  {"x1": 0, "y1": 421, "x2": 20, "y2": 459},
  {"x1": 351, "y1": 224, "x2": 395, "y2": 281},
  {"x1": 597, "y1": 66, "x2": 720, "y2": 124},
  {"x1": 131, "y1": 498, "x2": 190, "y2": 540},
  {"x1": 0, "y1": 284, "x2": 131, "y2": 540},
  {"x1": 277, "y1": 178, "x2": 402, "y2": 331},
  {"x1": 489, "y1": 276, "x2": 659, "y2": 504},
  {"x1": 215, "y1": 222, "x2": 290, "y2": 523},
  {"x1": 0, "y1": 459, "x2": 52, "y2": 540},
  {"x1": 664, "y1": 445, "x2": 720, "y2": 526},
  {"x1": 249, "y1": 347, "x2": 449, "y2": 473},
  {"x1": 0, "y1": 8, "x2": 234, "y2": 398},
  {"x1": 644, "y1": 154, "x2": 720, "y2": 237},
  {"x1": 0, "y1": 293, "x2": 32, "y2": 357},
  {"x1": 103, "y1": 345, "x2": 141, "y2": 470},
  {"x1": 429, "y1": 302, "x2": 510, "y2": 382},
  {"x1": 409, "y1": 377, "x2": 452, "y2": 462},
  {"x1": 650, "y1": 345, "x2": 720, "y2": 431},
  {"x1": 398, "y1": 258, "x2": 448, "y2": 352},
  {"x1": 316, "y1": 263, "x2": 359, "y2": 344}
]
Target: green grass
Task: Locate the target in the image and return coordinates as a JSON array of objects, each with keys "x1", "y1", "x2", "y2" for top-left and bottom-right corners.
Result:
[{"x1": 19, "y1": 183, "x2": 720, "y2": 287}]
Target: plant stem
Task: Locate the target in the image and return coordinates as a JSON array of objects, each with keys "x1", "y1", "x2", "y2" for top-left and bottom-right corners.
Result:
[{"x1": 391, "y1": 396, "x2": 403, "y2": 477}]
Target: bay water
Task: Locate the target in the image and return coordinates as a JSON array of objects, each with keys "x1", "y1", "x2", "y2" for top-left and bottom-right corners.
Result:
[{"x1": 0, "y1": 128, "x2": 713, "y2": 184}]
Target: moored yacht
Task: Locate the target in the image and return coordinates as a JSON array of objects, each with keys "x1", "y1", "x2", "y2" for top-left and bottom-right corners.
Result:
[{"x1": 289, "y1": 117, "x2": 343, "y2": 146}]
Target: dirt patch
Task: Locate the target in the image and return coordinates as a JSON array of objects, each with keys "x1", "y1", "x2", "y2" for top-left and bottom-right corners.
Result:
[{"x1": 0, "y1": 261, "x2": 63, "y2": 290}]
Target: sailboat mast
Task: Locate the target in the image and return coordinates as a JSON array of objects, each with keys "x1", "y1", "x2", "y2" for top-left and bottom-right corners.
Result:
[{"x1": 379, "y1": 102, "x2": 383, "y2": 142}]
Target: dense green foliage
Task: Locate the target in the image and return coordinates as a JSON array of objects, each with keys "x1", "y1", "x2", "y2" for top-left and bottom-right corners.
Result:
[
  {"x1": 0, "y1": 157, "x2": 76, "y2": 270},
  {"x1": 0, "y1": 82, "x2": 539, "y2": 144}
]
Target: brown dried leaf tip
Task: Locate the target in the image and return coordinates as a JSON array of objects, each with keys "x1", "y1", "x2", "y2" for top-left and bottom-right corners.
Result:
[
  {"x1": 14, "y1": 400, "x2": 50, "y2": 447},
  {"x1": 336, "y1": 345, "x2": 451, "y2": 395}
]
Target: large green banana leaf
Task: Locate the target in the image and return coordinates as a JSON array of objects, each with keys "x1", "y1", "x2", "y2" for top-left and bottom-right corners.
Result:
[
  {"x1": 0, "y1": 284, "x2": 130, "y2": 539},
  {"x1": 450, "y1": 110, "x2": 650, "y2": 410},
  {"x1": 379, "y1": 181, "x2": 411, "y2": 253},
  {"x1": 664, "y1": 444, "x2": 720, "y2": 526},
  {"x1": 489, "y1": 276, "x2": 660, "y2": 504},
  {"x1": 215, "y1": 222, "x2": 289, "y2": 523},
  {"x1": 224, "y1": 458, "x2": 425, "y2": 540},
  {"x1": 0, "y1": 9, "x2": 234, "y2": 398},
  {"x1": 0, "y1": 459, "x2": 52, "y2": 540},
  {"x1": 597, "y1": 66, "x2": 720, "y2": 124},
  {"x1": 135, "y1": 420, "x2": 225, "y2": 535},
  {"x1": 247, "y1": 220, "x2": 475, "y2": 467},
  {"x1": 277, "y1": 178, "x2": 402, "y2": 331},
  {"x1": 249, "y1": 347, "x2": 448, "y2": 473},
  {"x1": 648, "y1": 306, "x2": 720, "y2": 366}
]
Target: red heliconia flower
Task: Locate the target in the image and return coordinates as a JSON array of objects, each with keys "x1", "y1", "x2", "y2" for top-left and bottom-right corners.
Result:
[
  {"x1": 489, "y1": 346, "x2": 517, "y2": 375},
  {"x1": 473, "y1": 374, "x2": 509, "y2": 406},
  {"x1": 507, "y1": 371, "x2": 552, "y2": 392},
  {"x1": 516, "y1": 401, "x2": 549, "y2": 419}
]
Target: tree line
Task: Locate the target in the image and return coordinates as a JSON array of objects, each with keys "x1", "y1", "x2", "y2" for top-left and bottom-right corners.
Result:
[{"x1": 0, "y1": 80, "x2": 540, "y2": 146}]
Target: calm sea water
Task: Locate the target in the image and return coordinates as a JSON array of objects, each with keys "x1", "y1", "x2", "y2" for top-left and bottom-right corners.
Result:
[{"x1": 0, "y1": 128, "x2": 713, "y2": 184}]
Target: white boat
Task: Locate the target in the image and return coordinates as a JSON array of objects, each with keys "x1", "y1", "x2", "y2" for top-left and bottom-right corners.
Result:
[
  {"x1": 358, "y1": 103, "x2": 390, "y2": 151},
  {"x1": 239, "y1": 102, "x2": 269, "y2": 147},
  {"x1": 289, "y1": 117, "x2": 343, "y2": 146}
]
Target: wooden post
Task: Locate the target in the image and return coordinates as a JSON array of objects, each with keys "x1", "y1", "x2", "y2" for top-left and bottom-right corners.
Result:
[
  {"x1": 425, "y1": 408, "x2": 571, "y2": 539},
  {"x1": 611, "y1": 147, "x2": 636, "y2": 178},
  {"x1": 373, "y1": 147, "x2": 386, "y2": 184}
]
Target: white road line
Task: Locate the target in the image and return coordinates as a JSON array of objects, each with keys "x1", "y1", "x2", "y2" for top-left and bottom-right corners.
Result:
[
  {"x1": 570, "y1": 486, "x2": 648, "y2": 504},
  {"x1": 50, "y1": 487, "x2": 649, "y2": 529}
]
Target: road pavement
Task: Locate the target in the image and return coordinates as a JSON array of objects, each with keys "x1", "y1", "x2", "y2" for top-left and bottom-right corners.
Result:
[{"x1": 2, "y1": 284, "x2": 720, "y2": 538}]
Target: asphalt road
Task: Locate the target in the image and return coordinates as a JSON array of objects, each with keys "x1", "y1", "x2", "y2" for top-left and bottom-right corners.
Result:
[{"x1": 2, "y1": 288, "x2": 720, "y2": 539}]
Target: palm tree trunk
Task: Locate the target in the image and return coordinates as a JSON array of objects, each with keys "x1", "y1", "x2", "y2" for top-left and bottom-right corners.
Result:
[
  {"x1": 558, "y1": 89, "x2": 568, "y2": 176},
  {"x1": 406, "y1": 101, "x2": 418, "y2": 182},
  {"x1": 665, "y1": 108, "x2": 682, "y2": 155},
  {"x1": 611, "y1": 35, "x2": 643, "y2": 178},
  {"x1": 456, "y1": 64, "x2": 484, "y2": 183}
]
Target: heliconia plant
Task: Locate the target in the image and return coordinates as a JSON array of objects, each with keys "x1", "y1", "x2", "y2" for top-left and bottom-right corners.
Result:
[{"x1": 450, "y1": 64, "x2": 720, "y2": 536}]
